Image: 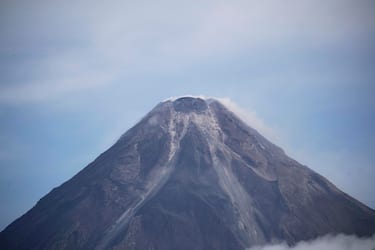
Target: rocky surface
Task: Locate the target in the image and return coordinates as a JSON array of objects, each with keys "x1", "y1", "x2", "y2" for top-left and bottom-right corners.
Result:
[{"x1": 1, "y1": 97, "x2": 375, "y2": 250}]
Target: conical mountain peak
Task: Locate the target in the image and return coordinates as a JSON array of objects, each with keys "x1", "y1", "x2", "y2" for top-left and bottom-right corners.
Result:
[{"x1": 1, "y1": 98, "x2": 374, "y2": 250}]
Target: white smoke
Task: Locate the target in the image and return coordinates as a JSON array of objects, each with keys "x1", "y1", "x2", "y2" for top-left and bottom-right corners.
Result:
[
  {"x1": 215, "y1": 97, "x2": 278, "y2": 142},
  {"x1": 247, "y1": 234, "x2": 375, "y2": 250}
]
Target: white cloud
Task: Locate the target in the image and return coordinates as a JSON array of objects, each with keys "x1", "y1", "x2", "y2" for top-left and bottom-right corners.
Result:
[
  {"x1": 1, "y1": 0, "x2": 374, "y2": 104},
  {"x1": 248, "y1": 234, "x2": 375, "y2": 250},
  {"x1": 87, "y1": 0, "x2": 375, "y2": 62}
]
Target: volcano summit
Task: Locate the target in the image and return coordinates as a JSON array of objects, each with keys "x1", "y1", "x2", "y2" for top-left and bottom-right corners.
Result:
[{"x1": 1, "y1": 97, "x2": 374, "y2": 250}]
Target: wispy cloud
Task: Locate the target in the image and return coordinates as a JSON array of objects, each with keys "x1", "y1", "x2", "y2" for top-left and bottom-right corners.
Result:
[
  {"x1": 0, "y1": 73, "x2": 113, "y2": 104},
  {"x1": 248, "y1": 234, "x2": 375, "y2": 250},
  {"x1": 1, "y1": 0, "x2": 374, "y2": 104}
]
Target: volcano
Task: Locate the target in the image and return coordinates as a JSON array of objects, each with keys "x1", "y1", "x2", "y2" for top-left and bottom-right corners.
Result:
[{"x1": 1, "y1": 97, "x2": 374, "y2": 250}]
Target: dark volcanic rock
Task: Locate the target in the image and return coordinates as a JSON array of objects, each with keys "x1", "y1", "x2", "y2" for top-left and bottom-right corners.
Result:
[
  {"x1": 173, "y1": 97, "x2": 208, "y2": 113},
  {"x1": 1, "y1": 97, "x2": 375, "y2": 250}
]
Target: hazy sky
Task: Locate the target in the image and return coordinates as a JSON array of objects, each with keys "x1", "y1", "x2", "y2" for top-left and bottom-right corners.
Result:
[{"x1": 0, "y1": 0, "x2": 374, "y2": 230}]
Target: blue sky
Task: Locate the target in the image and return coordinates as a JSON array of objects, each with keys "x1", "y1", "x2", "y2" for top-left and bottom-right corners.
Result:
[{"x1": 0, "y1": 0, "x2": 374, "y2": 230}]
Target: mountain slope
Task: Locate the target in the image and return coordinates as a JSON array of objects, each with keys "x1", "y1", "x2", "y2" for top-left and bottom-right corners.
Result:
[{"x1": 1, "y1": 97, "x2": 374, "y2": 250}]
